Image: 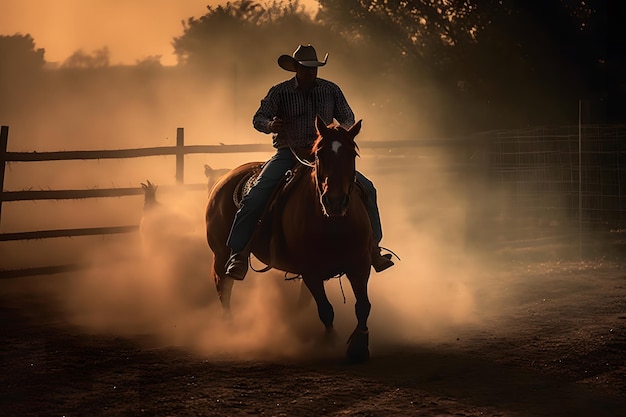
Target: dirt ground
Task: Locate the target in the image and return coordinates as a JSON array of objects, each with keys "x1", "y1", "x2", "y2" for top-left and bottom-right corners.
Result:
[{"x1": 1, "y1": 248, "x2": 625, "y2": 417}]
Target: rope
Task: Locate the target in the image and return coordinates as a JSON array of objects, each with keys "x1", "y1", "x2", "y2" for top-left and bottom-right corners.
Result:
[
  {"x1": 338, "y1": 276, "x2": 346, "y2": 304},
  {"x1": 289, "y1": 144, "x2": 315, "y2": 167},
  {"x1": 380, "y1": 246, "x2": 401, "y2": 261},
  {"x1": 284, "y1": 272, "x2": 302, "y2": 281},
  {"x1": 248, "y1": 254, "x2": 272, "y2": 273}
]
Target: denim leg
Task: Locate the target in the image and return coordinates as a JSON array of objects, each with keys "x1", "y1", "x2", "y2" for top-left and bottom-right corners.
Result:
[
  {"x1": 356, "y1": 171, "x2": 383, "y2": 244},
  {"x1": 227, "y1": 148, "x2": 295, "y2": 252}
]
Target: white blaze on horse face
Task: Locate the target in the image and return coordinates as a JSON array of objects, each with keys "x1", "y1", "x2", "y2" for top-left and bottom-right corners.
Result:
[{"x1": 331, "y1": 140, "x2": 342, "y2": 155}]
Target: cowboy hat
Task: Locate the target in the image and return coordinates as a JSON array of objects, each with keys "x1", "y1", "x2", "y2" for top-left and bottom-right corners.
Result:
[{"x1": 278, "y1": 44, "x2": 328, "y2": 72}]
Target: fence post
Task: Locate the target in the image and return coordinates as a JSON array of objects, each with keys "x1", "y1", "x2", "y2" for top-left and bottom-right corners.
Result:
[
  {"x1": 0, "y1": 125, "x2": 9, "y2": 228},
  {"x1": 176, "y1": 127, "x2": 184, "y2": 184},
  {"x1": 578, "y1": 100, "x2": 583, "y2": 257}
]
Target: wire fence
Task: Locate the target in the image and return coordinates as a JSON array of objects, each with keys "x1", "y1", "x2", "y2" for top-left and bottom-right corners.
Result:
[{"x1": 467, "y1": 124, "x2": 626, "y2": 247}]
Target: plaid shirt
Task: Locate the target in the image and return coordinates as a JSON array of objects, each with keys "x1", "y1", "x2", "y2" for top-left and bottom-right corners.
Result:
[{"x1": 253, "y1": 77, "x2": 355, "y2": 149}]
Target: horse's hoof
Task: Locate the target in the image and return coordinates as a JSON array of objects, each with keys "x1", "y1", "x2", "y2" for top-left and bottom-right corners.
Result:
[
  {"x1": 347, "y1": 347, "x2": 370, "y2": 363},
  {"x1": 347, "y1": 345, "x2": 370, "y2": 363},
  {"x1": 346, "y1": 328, "x2": 370, "y2": 363},
  {"x1": 324, "y1": 328, "x2": 339, "y2": 345}
]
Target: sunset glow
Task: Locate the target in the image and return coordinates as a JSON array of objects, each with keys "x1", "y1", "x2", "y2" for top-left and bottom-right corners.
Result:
[{"x1": 1, "y1": 0, "x2": 320, "y2": 65}]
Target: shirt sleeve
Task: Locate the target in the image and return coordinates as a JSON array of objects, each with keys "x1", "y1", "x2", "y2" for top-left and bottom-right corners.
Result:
[
  {"x1": 253, "y1": 86, "x2": 278, "y2": 134},
  {"x1": 333, "y1": 85, "x2": 355, "y2": 129}
]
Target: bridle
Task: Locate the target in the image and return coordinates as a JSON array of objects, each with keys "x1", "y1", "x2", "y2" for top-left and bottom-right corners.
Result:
[
  {"x1": 288, "y1": 117, "x2": 361, "y2": 216},
  {"x1": 312, "y1": 136, "x2": 358, "y2": 217}
]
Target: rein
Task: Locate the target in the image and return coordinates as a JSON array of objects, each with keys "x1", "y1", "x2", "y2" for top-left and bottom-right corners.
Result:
[{"x1": 288, "y1": 144, "x2": 315, "y2": 168}]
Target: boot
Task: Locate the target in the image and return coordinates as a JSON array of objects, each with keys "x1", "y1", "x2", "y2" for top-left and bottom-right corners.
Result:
[
  {"x1": 372, "y1": 248, "x2": 394, "y2": 273},
  {"x1": 225, "y1": 251, "x2": 249, "y2": 280}
]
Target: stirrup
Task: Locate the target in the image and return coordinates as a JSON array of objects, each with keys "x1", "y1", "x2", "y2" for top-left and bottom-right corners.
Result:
[{"x1": 372, "y1": 252, "x2": 394, "y2": 273}]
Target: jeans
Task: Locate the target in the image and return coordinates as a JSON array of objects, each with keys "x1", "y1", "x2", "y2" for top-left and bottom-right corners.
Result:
[{"x1": 227, "y1": 147, "x2": 384, "y2": 252}]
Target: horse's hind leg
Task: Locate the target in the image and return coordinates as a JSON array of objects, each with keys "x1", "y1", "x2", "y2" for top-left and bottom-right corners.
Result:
[
  {"x1": 302, "y1": 275, "x2": 335, "y2": 337},
  {"x1": 211, "y1": 259, "x2": 234, "y2": 317}
]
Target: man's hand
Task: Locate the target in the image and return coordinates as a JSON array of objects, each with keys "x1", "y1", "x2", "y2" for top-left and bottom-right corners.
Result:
[{"x1": 269, "y1": 117, "x2": 284, "y2": 133}]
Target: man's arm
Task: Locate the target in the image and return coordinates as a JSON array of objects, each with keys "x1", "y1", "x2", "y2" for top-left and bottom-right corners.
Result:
[
  {"x1": 333, "y1": 85, "x2": 355, "y2": 129},
  {"x1": 253, "y1": 86, "x2": 278, "y2": 134}
]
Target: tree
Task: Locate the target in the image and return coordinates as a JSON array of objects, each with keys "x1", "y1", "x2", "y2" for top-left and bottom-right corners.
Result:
[
  {"x1": 172, "y1": 0, "x2": 321, "y2": 69},
  {"x1": 136, "y1": 55, "x2": 163, "y2": 70},
  {"x1": 172, "y1": 0, "x2": 454, "y2": 136},
  {"x1": 61, "y1": 47, "x2": 110, "y2": 69},
  {"x1": 172, "y1": 0, "x2": 624, "y2": 135},
  {"x1": 0, "y1": 34, "x2": 45, "y2": 77},
  {"x1": 316, "y1": 0, "x2": 625, "y2": 130}
]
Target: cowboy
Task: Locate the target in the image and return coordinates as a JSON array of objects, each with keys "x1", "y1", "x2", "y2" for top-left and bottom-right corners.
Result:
[{"x1": 225, "y1": 44, "x2": 394, "y2": 280}]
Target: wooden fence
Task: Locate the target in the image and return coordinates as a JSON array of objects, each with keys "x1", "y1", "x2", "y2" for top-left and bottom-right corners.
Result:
[
  {"x1": 0, "y1": 126, "x2": 275, "y2": 241},
  {"x1": 7, "y1": 122, "x2": 624, "y2": 278},
  {"x1": 0, "y1": 125, "x2": 434, "y2": 278},
  {"x1": 0, "y1": 126, "x2": 274, "y2": 278}
]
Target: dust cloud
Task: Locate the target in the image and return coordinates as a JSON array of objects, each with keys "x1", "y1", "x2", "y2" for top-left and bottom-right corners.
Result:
[
  {"x1": 1, "y1": 18, "x2": 539, "y2": 361},
  {"x1": 6, "y1": 145, "x2": 505, "y2": 362}
]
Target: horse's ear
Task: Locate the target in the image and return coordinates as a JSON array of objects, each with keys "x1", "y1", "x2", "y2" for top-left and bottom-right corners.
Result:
[
  {"x1": 316, "y1": 115, "x2": 330, "y2": 134},
  {"x1": 348, "y1": 119, "x2": 362, "y2": 137},
  {"x1": 145, "y1": 180, "x2": 157, "y2": 190}
]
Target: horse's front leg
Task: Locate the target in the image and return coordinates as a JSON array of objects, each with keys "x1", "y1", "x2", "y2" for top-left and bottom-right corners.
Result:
[
  {"x1": 346, "y1": 268, "x2": 371, "y2": 363},
  {"x1": 302, "y1": 275, "x2": 335, "y2": 337}
]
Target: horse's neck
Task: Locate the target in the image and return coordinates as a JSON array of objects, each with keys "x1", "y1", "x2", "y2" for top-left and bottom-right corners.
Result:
[
  {"x1": 305, "y1": 171, "x2": 325, "y2": 216},
  {"x1": 282, "y1": 171, "x2": 324, "y2": 221}
]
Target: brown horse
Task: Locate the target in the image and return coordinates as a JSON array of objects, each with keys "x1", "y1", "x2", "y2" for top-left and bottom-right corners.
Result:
[{"x1": 205, "y1": 117, "x2": 374, "y2": 362}]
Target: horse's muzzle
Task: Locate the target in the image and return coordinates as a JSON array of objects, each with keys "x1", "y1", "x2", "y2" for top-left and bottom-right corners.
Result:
[{"x1": 322, "y1": 194, "x2": 350, "y2": 217}]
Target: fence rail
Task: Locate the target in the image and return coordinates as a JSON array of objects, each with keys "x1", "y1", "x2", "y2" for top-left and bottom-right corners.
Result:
[
  {"x1": 0, "y1": 126, "x2": 270, "y2": 243},
  {"x1": 0, "y1": 263, "x2": 91, "y2": 280},
  {"x1": 3, "y1": 144, "x2": 276, "y2": 162},
  {"x1": 0, "y1": 183, "x2": 208, "y2": 203},
  {"x1": 1, "y1": 125, "x2": 444, "y2": 278},
  {"x1": 0, "y1": 126, "x2": 239, "y2": 278},
  {"x1": 4, "y1": 123, "x2": 626, "y2": 278},
  {"x1": 0, "y1": 226, "x2": 140, "y2": 242}
]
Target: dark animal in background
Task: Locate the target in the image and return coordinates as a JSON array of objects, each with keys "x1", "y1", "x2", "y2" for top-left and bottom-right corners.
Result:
[
  {"x1": 204, "y1": 164, "x2": 230, "y2": 193},
  {"x1": 141, "y1": 180, "x2": 160, "y2": 211}
]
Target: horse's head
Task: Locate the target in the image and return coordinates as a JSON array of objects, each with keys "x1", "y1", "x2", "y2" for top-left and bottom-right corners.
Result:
[{"x1": 312, "y1": 116, "x2": 361, "y2": 217}]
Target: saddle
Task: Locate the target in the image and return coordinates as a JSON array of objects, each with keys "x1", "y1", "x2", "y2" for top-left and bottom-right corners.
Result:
[
  {"x1": 231, "y1": 163, "x2": 309, "y2": 210},
  {"x1": 233, "y1": 162, "x2": 370, "y2": 223},
  {"x1": 232, "y1": 161, "x2": 369, "y2": 268},
  {"x1": 232, "y1": 164, "x2": 262, "y2": 209},
  {"x1": 230, "y1": 162, "x2": 310, "y2": 267}
]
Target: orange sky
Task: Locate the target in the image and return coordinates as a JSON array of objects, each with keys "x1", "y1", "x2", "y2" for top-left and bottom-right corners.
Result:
[{"x1": 1, "y1": 0, "x2": 319, "y2": 66}]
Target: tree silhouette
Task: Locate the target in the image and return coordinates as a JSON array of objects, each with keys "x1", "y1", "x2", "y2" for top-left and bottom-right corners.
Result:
[
  {"x1": 172, "y1": 0, "x2": 321, "y2": 69},
  {"x1": 316, "y1": 0, "x2": 625, "y2": 129},
  {"x1": 61, "y1": 47, "x2": 110, "y2": 69},
  {"x1": 171, "y1": 0, "x2": 624, "y2": 133},
  {"x1": 0, "y1": 34, "x2": 45, "y2": 78}
]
